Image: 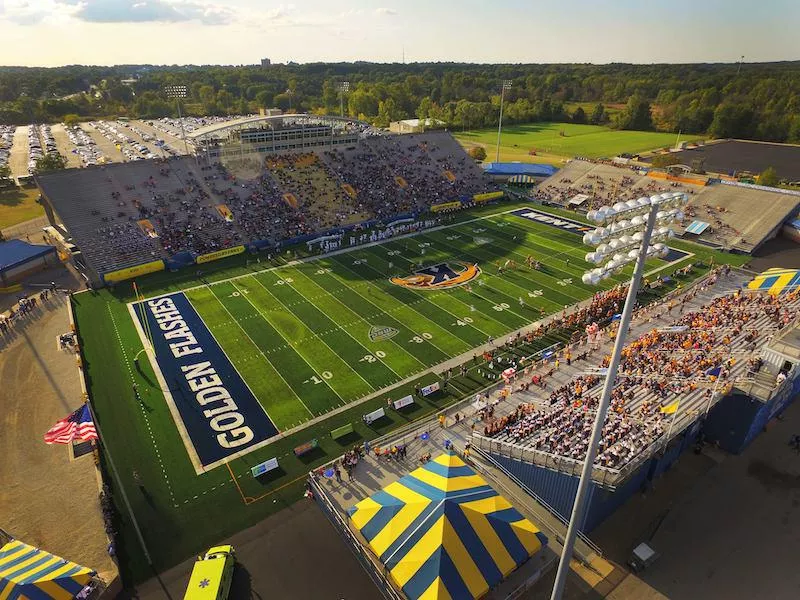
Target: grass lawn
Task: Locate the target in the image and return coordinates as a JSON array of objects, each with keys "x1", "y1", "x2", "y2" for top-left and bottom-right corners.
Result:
[
  {"x1": 74, "y1": 200, "x2": 747, "y2": 585},
  {"x1": 0, "y1": 187, "x2": 44, "y2": 230},
  {"x1": 454, "y1": 122, "x2": 703, "y2": 164}
]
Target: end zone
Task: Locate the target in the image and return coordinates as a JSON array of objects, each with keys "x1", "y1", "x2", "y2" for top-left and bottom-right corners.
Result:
[
  {"x1": 510, "y1": 208, "x2": 691, "y2": 262},
  {"x1": 129, "y1": 291, "x2": 279, "y2": 474}
]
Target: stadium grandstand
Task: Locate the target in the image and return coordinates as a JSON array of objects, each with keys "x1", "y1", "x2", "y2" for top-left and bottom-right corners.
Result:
[
  {"x1": 34, "y1": 123, "x2": 496, "y2": 286},
  {"x1": 529, "y1": 158, "x2": 800, "y2": 253},
  {"x1": 470, "y1": 268, "x2": 800, "y2": 530}
]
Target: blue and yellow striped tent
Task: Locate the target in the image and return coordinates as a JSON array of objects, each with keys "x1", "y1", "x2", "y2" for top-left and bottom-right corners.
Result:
[
  {"x1": 747, "y1": 268, "x2": 800, "y2": 295},
  {"x1": 0, "y1": 540, "x2": 95, "y2": 600},
  {"x1": 347, "y1": 452, "x2": 547, "y2": 600}
]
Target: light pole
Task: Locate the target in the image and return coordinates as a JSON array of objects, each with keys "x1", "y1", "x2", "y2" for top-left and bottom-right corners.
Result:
[
  {"x1": 164, "y1": 85, "x2": 190, "y2": 156},
  {"x1": 337, "y1": 81, "x2": 350, "y2": 119},
  {"x1": 495, "y1": 80, "x2": 512, "y2": 163},
  {"x1": 550, "y1": 192, "x2": 688, "y2": 600}
]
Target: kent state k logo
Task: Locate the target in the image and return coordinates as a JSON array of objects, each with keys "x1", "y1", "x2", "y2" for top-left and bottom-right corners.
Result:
[{"x1": 390, "y1": 261, "x2": 480, "y2": 290}]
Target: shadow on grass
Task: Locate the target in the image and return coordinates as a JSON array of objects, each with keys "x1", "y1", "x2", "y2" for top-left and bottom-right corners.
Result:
[
  {"x1": 253, "y1": 466, "x2": 286, "y2": 487},
  {"x1": 296, "y1": 446, "x2": 327, "y2": 465},
  {"x1": 333, "y1": 430, "x2": 362, "y2": 447}
]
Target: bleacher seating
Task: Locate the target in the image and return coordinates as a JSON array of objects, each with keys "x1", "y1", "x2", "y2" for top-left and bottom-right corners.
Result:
[
  {"x1": 36, "y1": 131, "x2": 497, "y2": 278},
  {"x1": 482, "y1": 271, "x2": 800, "y2": 473}
]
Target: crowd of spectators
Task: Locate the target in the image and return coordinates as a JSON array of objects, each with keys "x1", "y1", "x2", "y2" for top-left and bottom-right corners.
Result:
[
  {"x1": 531, "y1": 159, "x2": 695, "y2": 208},
  {"x1": 484, "y1": 283, "x2": 800, "y2": 470},
  {"x1": 55, "y1": 131, "x2": 496, "y2": 266}
]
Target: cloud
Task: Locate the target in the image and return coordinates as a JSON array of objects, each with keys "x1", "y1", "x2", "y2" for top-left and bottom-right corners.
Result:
[
  {"x1": 374, "y1": 7, "x2": 397, "y2": 16},
  {"x1": 54, "y1": 0, "x2": 235, "y2": 25}
]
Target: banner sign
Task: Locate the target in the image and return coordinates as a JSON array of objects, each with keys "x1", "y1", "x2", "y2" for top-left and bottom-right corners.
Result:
[
  {"x1": 251, "y1": 457, "x2": 279, "y2": 478},
  {"x1": 430, "y1": 201, "x2": 462, "y2": 213},
  {"x1": 473, "y1": 191, "x2": 504, "y2": 203},
  {"x1": 393, "y1": 395, "x2": 415, "y2": 410},
  {"x1": 133, "y1": 292, "x2": 278, "y2": 470},
  {"x1": 420, "y1": 382, "x2": 441, "y2": 396},
  {"x1": 363, "y1": 407, "x2": 386, "y2": 424},
  {"x1": 104, "y1": 259, "x2": 165, "y2": 283},
  {"x1": 196, "y1": 245, "x2": 245, "y2": 264}
]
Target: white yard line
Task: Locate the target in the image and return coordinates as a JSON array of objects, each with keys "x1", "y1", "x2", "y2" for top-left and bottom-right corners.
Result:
[
  {"x1": 130, "y1": 206, "x2": 527, "y2": 304},
  {"x1": 204, "y1": 284, "x2": 316, "y2": 419},
  {"x1": 234, "y1": 277, "x2": 369, "y2": 399}
]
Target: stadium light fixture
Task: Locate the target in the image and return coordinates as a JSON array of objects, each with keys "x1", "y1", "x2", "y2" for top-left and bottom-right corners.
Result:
[
  {"x1": 550, "y1": 191, "x2": 688, "y2": 600},
  {"x1": 495, "y1": 80, "x2": 512, "y2": 163},
  {"x1": 337, "y1": 81, "x2": 350, "y2": 119},
  {"x1": 164, "y1": 85, "x2": 191, "y2": 157}
]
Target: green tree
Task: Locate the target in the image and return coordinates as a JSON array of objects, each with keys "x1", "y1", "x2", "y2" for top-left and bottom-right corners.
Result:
[
  {"x1": 758, "y1": 166, "x2": 779, "y2": 187},
  {"x1": 347, "y1": 88, "x2": 379, "y2": 118},
  {"x1": 63, "y1": 113, "x2": 80, "y2": 127},
  {"x1": 0, "y1": 163, "x2": 12, "y2": 179},
  {"x1": 468, "y1": 146, "x2": 487, "y2": 161},
  {"x1": 254, "y1": 90, "x2": 273, "y2": 109},
  {"x1": 617, "y1": 95, "x2": 653, "y2": 130},
  {"x1": 572, "y1": 106, "x2": 587, "y2": 124},
  {"x1": 589, "y1": 103, "x2": 606, "y2": 125},
  {"x1": 35, "y1": 153, "x2": 67, "y2": 173}
]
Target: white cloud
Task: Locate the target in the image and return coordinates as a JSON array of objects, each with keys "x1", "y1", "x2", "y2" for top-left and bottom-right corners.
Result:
[
  {"x1": 374, "y1": 7, "x2": 397, "y2": 16},
  {"x1": 54, "y1": 0, "x2": 235, "y2": 25}
]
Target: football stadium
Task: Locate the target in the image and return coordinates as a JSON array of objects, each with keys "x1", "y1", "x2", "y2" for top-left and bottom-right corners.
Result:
[{"x1": 5, "y1": 107, "x2": 800, "y2": 600}]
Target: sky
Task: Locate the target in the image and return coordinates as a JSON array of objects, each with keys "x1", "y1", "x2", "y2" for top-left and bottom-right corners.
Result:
[{"x1": 0, "y1": 0, "x2": 798, "y2": 67}]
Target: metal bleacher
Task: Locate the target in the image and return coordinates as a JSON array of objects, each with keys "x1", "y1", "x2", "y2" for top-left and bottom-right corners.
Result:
[{"x1": 474, "y1": 270, "x2": 800, "y2": 487}]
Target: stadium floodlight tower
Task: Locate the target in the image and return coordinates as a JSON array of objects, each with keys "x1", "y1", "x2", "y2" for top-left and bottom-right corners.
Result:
[
  {"x1": 337, "y1": 81, "x2": 350, "y2": 118},
  {"x1": 550, "y1": 191, "x2": 688, "y2": 600},
  {"x1": 495, "y1": 80, "x2": 512, "y2": 163},
  {"x1": 164, "y1": 84, "x2": 190, "y2": 156}
]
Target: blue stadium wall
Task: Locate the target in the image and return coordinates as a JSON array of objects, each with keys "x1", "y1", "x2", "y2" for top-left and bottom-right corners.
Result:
[
  {"x1": 491, "y1": 375, "x2": 800, "y2": 532},
  {"x1": 489, "y1": 421, "x2": 702, "y2": 532},
  {"x1": 704, "y1": 371, "x2": 800, "y2": 454}
]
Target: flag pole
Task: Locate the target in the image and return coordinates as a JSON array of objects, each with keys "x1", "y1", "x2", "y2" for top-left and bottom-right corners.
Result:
[{"x1": 84, "y1": 399, "x2": 153, "y2": 565}]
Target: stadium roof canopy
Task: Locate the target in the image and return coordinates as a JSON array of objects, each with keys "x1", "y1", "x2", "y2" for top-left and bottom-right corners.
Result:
[
  {"x1": 0, "y1": 539, "x2": 95, "y2": 599},
  {"x1": 347, "y1": 451, "x2": 547, "y2": 600},
  {"x1": 483, "y1": 162, "x2": 558, "y2": 177},
  {"x1": 0, "y1": 240, "x2": 56, "y2": 275},
  {"x1": 188, "y1": 113, "x2": 371, "y2": 140}
]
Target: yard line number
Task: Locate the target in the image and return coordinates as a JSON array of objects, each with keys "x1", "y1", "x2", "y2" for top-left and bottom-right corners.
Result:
[
  {"x1": 409, "y1": 332, "x2": 433, "y2": 344},
  {"x1": 305, "y1": 371, "x2": 334, "y2": 385}
]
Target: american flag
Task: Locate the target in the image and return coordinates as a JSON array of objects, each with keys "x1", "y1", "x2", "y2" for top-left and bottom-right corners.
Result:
[{"x1": 44, "y1": 404, "x2": 99, "y2": 445}]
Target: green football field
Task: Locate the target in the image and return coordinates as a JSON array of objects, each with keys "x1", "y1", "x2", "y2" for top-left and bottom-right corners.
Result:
[
  {"x1": 454, "y1": 122, "x2": 702, "y2": 163},
  {"x1": 72, "y1": 202, "x2": 746, "y2": 583},
  {"x1": 155, "y1": 209, "x2": 647, "y2": 433}
]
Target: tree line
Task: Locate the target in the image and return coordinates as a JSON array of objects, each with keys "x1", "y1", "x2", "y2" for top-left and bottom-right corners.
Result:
[{"x1": 1, "y1": 61, "x2": 799, "y2": 143}]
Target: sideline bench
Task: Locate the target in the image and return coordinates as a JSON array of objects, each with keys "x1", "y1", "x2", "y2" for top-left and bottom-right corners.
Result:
[
  {"x1": 330, "y1": 423, "x2": 355, "y2": 441},
  {"x1": 293, "y1": 439, "x2": 319, "y2": 457}
]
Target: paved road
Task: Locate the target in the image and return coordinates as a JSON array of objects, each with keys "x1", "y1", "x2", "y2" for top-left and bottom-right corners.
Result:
[
  {"x1": 9, "y1": 125, "x2": 29, "y2": 177},
  {"x1": 51, "y1": 123, "x2": 82, "y2": 168},
  {"x1": 127, "y1": 500, "x2": 378, "y2": 600}
]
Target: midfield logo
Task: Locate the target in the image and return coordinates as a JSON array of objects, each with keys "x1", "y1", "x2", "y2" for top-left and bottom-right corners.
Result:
[
  {"x1": 390, "y1": 261, "x2": 480, "y2": 290},
  {"x1": 368, "y1": 325, "x2": 399, "y2": 342}
]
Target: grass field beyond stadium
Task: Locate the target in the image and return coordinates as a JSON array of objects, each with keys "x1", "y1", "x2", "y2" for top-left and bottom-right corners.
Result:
[
  {"x1": 454, "y1": 122, "x2": 701, "y2": 164},
  {"x1": 72, "y1": 201, "x2": 745, "y2": 583}
]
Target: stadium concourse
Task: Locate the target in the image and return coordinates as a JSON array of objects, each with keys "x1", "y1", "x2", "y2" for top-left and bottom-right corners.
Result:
[
  {"x1": 529, "y1": 158, "x2": 800, "y2": 253},
  {"x1": 35, "y1": 128, "x2": 495, "y2": 286}
]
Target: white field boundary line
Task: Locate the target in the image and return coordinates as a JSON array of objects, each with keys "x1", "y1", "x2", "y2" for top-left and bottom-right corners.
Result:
[
  {"x1": 127, "y1": 205, "x2": 528, "y2": 305},
  {"x1": 127, "y1": 300, "x2": 205, "y2": 476}
]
